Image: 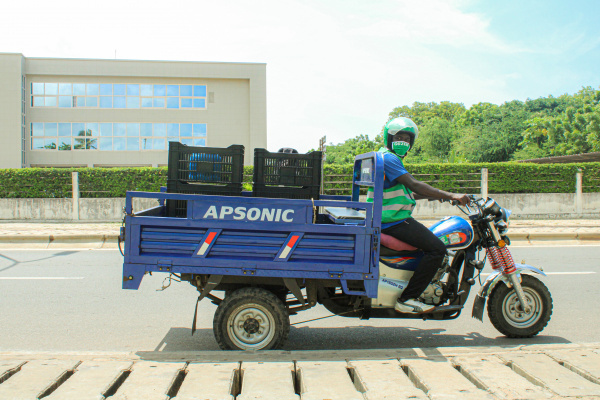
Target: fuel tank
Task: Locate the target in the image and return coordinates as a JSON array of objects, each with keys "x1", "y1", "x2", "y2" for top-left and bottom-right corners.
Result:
[{"x1": 429, "y1": 216, "x2": 474, "y2": 250}]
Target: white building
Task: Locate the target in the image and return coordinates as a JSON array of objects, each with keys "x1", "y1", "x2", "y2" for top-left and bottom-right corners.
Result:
[{"x1": 0, "y1": 53, "x2": 266, "y2": 168}]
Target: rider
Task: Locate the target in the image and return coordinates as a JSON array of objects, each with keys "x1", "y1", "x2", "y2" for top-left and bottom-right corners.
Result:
[{"x1": 368, "y1": 117, "x2": 470, "y2": 314}]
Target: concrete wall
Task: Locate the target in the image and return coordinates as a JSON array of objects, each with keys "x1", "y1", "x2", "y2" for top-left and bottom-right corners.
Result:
[
  {"x1": 412, "y1": 193, "x2": 600, "y2": 219},
  {"x1": 0, "y1": 193, "x2": 599, "y2": 221},
  {"x1": 0, "y1": 198, "x2": 158, "y2": 221}
]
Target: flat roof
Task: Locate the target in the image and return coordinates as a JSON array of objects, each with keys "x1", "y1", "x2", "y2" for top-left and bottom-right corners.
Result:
[{"x1": 1, "y1": 52, "x2": 265, "y2": 66}]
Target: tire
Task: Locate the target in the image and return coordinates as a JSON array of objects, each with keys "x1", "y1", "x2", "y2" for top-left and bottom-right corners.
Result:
[
  {"x1": 487, "y1": 274, "x2": 553, "y2": 338},
  {"x1": 213, "y1": 287, "x2": 290, "y2": 350}
]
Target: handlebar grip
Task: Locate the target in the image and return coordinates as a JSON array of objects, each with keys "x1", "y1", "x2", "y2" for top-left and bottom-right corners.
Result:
[{"x1": 430, "y1": 198, "x2": 462, "y2": 206}]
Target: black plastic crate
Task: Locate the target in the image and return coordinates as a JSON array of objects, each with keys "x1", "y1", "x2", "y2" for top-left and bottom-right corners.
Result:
[
  {"x1": 166, "y1": 181, "x2": 243, "y2": 218},
  {"x1": 252, "y1": 148, "x2": 322, "y2": 199},
  {"x1": 252, "y1": 183, "x2": 320, "y2": 200},
  {"x1": 166, "y1": 142, "x2": 245, "y2": 217},
  {"x1": 167, "y1": 142, "x2": 244, "y2": 185}
]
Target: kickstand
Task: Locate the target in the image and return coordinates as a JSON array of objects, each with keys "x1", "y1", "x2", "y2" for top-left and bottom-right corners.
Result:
[{"x1": 191, "y1": 275, "x2": 223, "y2": 335}]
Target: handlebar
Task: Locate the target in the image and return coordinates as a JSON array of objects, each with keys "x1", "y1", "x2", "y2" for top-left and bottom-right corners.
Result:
[
  {"x1": 427, "y1": 198, "x2": 463, "y2": 206},
  {"x1": 428, "y1": 194, "x2": 486, "y2": 214},
  {"x1": 426, "y1": 195, "x2": 503, "y2": 219}
]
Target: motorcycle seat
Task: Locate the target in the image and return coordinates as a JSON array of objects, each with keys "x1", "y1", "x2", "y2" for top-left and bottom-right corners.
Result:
[
  {"x1": 379, "y1": 233, "x2": 420, "y2": 257},
  {"x1": 380, "y1": 233, "x2": 418, "y2": 251}
]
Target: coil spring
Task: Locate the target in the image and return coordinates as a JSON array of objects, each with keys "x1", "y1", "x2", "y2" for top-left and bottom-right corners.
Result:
[{"x1": 487, "y1": 246, "x2": 516, "y2": 274}]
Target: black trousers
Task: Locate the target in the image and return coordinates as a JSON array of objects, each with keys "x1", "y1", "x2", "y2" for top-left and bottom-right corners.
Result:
[{"x1": 382, "y1": 218, "x2": 447, "y2": 301}]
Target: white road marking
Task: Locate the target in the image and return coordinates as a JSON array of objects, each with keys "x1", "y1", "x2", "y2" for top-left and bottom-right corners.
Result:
[
  {"x1": 544, "y1": 272, "x2": 596, "y2": 275},
  {"x1": 0, "y1": 248, "x2": 118, "y2": 251},
  {"x1": 0, "y1": 277, "x2": 84, "y2": 280},
  {"x1": 481, "y1": 272, "x2": 595, "y2": 277},
  {"x1": 512, "y1": 244, "x2": 600, "y2": 248}
]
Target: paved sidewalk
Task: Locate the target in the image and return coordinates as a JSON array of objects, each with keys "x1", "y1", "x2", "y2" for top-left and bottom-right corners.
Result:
[
  {"x1": 0, "y1": 219, "x2": 598, "y2": 248},
  {"x1": 1, "y1": 343, "x2": 599, "y2": 399}
]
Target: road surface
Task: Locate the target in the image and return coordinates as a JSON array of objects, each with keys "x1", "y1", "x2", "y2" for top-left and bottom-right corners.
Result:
[{"x1": 0, "y1": 245, "x2": 598, "y2": 353}]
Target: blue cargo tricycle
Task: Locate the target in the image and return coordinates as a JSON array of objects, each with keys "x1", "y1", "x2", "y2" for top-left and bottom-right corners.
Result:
[{"x1": 122, "y1": 152, "x2": 552, "y2": 350}]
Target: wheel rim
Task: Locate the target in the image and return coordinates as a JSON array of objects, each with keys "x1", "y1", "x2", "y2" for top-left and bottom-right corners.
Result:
[
  {"x1": 501, "y1": 287, "x2": 543, "y2": 328},
  {"x1": 227, "y1": 303, "x2": 276, "y2": 350}
]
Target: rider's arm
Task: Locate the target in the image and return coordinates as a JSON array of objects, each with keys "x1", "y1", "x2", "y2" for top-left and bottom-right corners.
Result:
[
  {"x1": 412, "y1": 193, "x2": 433, "y2": 200},
  {"x1": 395, "y1": 173, "x2": 470, "y2": 205}
]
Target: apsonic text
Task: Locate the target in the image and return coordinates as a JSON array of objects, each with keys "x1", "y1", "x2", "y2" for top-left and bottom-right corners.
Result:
[{"x1": 202, "y1": 206, "x2": 295, "y2": 222}]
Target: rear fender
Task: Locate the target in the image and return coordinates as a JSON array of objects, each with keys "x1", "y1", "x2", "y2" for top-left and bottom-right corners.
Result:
[{"x1": 471, "y1": 263, "x2": 546, "y2": 321}]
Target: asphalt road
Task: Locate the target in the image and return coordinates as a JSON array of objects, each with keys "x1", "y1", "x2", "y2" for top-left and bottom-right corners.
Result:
[{"x1": 0, "y1": 245, "x2": 598, "y2": 353}]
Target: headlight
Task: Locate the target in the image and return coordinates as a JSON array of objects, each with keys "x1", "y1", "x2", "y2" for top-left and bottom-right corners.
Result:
[
  {"x1": 499, "y1": 207, "x2": 511, "y2": 223},
  {"x1": 483, "y1": 198, "x2": 501, "y2": 217},
  {"x1": 496, "y1": 220, "x2": 509, "y2": 235}
]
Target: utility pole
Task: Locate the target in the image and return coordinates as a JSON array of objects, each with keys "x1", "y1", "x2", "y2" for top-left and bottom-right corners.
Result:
[{"x1": 319, "y1": 136, "x2": 326, "y2": 195}]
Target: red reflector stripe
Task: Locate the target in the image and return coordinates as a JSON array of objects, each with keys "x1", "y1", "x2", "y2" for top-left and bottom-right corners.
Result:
[
  {"x1": 287, "y1": 235, "x2": 299, "y2": 248},
  {"x1": 205, "y1": 232, "x2": 217, "y2": 244}
]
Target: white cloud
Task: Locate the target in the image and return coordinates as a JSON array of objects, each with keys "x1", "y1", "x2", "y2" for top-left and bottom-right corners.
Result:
[{"x1": 0, "y1": 0, "x2": 524, "y2": 152}]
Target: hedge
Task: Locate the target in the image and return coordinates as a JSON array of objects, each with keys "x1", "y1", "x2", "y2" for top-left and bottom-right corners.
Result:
[
  {"x1": 0, "y1": 167, "x2": 168, "y2": 198},
  {"x1": 0, "y1": 162, "x2": 598, "y2": 198},
  {"x1": 322, "y1": 162, "x2": 600, "y2": 194}
]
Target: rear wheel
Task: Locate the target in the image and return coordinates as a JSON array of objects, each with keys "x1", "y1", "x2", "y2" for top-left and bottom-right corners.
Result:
[
  {"x1": 487, "y1": 274, "x2": 553, "y2": 338},
  {"x1": 213, "y1": 287, "x2": 290, "y2": 350}
]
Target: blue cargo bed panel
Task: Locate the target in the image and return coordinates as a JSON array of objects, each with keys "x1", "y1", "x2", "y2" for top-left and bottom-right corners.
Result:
[{"x1": 138, "y1": 225, "x2": 358, "y2": 263}]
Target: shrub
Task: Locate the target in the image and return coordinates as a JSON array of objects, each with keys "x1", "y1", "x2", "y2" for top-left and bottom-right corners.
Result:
[{"x1": 0, "y1": 162, "x2": 597, "y2": 198}]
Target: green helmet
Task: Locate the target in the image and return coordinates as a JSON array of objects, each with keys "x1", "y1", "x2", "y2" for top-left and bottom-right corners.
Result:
[{"x1": 384, "y1": 117, "x2": 419, "y2": 151}]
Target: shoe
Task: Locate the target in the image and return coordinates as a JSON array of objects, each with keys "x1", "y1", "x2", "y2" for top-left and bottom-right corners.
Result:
[{"x1": 395, "y1": 298, "x2": 435, "y2": 314}]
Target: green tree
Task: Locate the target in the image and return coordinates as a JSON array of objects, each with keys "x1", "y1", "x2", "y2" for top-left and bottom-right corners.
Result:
[
  {"x1": 408, "y1": 117, "x2": 457, "y2": 163},
  {"x1": 324, "y1": 133, "x2": 383, "y2": 164},
  {"x1": 325, "y1": 86, "x2": 600, "y2": 165},
  {"x1": 453, "y1": 100, "x2": 529, "y2": 162},
  {"x1": 386, "y1": 101, "x2": 466, "y2": 163},
  {"x1": 519, "y1": 87, "x2": 600, "y2": 157},
  {"x1": 389, "y1": 101, "x2": 466, "y2": 125}
]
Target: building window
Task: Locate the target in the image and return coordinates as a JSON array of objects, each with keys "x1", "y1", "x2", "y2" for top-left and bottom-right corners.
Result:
[
  {"x1": 30, "y1": 122, "x2": 207, "y2": 151},
  {"x1": 30, "y1": 83, "x2": 208, "y2": 110}
]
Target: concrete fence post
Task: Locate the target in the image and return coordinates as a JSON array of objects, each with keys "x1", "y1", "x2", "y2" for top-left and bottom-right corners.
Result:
[
  {"x1": 72, "y1": 171, "x2": 79, "y2": 220},
  {"x1": 576, "y1": 169, "x2": 583, "y2": 215},
  {"x1": 481, "y1": 168, "x2": 488, "y2": 199}
]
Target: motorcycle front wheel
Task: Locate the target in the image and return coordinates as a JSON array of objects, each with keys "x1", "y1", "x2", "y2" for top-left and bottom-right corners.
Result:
[{"x1": 487, "y1": 274, "x2": 553, "y2": 338}]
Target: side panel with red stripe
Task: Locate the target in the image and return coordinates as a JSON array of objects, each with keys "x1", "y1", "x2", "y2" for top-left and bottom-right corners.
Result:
[
  {"x1": 192, "y1": 229, "x2": 222, "y2": 258},
  {"x1": 274, "y1": 232, "x2": 304, "y2": 261}
]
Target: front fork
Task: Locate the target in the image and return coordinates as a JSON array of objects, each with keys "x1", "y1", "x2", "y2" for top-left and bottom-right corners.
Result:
[
  {"x1": 507, "y1": 273, "x2": 531, "y2": 313},
  {"x1": 487, "y1": 245, "x2": 532, "y2": 312},
  {"x1": 471, "y1": 245, "x2": 546, "y2": 321}
]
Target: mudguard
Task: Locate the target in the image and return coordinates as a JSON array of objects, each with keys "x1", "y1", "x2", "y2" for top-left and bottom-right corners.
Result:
[{"x1": 471, "y1": 263, "x2": 546, "y2": 321}]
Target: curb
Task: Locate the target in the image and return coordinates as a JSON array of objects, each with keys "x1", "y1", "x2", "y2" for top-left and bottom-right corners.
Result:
[
  {"x1": 0, "y1": 234, "x2": 118, "y2": 249},
  {"x1": 506, "y1": 231, "x2": 600, "y2": 245}
]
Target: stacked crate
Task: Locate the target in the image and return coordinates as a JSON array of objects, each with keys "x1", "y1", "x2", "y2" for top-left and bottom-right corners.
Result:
[
  {"x1": 166, "y1": 142, "x2": 244, "y2": 217},
  {"x1": 252, "y1": 148, "x2": 323, "y2": 199}
]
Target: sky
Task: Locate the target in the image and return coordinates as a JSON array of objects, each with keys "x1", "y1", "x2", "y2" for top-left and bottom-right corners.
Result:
[{"x1": 1, "y1": 0, "x2": 599, "y2": 152}]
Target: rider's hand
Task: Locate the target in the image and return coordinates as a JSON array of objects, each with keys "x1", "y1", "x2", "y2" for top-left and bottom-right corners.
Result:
[{"x1": 451, "y1": 193, "x2": 470, "y2": 206}]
